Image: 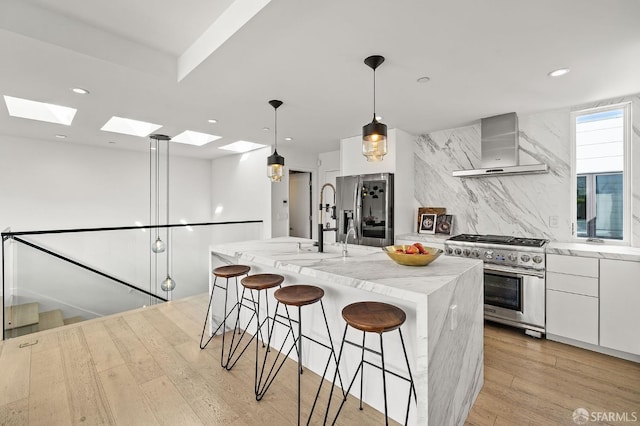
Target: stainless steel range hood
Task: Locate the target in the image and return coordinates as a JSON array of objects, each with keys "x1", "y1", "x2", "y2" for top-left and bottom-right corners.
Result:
[{"x1": 452, "y1": 112, "x2": 548, "y2": 177}]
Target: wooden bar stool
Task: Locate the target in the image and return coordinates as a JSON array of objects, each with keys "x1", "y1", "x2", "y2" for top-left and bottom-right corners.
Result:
[
  {"x1": 223, "y1": 273, "x2": 285, "y2": 379},
  {"x1": 199, "y1": 264, "x2": 250, "y2": 368},
  {"x1": 326, "y1": 301, "x2": 417, "y2": 426},
  {"x1": 255, "y1": 284, "x2": 343, "y2": 426}
]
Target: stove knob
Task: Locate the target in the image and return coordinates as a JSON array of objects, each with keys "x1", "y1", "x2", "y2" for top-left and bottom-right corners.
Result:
[
  {"x1": 533, "y1": 255, "x2": 543, "y2": 264},
  {"x1": 508, "y1": 253, "x2": 518, "y2": 262},
  {"x1": 446, "y1": 247, "x2": 453, "y2": 255},
  {"x1": 485, "y1": 250, "x2": 494, "y2": 259},
  {"x1": 463, "y1": 248, "x2": 470, "y2": 257},
  {"x1": 472, "y1": 249, "x2": 480, "y2": 258},
  {"x1": 454, "y1": 248, "x2": 462, "y2": 255},
  {"x1": 521, "y1": 254, "x2": 531, "y2": 263}
]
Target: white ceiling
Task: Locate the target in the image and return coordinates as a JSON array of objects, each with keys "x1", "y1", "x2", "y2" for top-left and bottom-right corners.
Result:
[{"x1": 1, "y1": 0, "x2": 639, "y2": 160}]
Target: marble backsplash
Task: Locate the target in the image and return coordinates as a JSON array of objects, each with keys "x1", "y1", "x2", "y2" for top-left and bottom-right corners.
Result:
[{"x1": 413, "y1": 93, "x2": 640, "y2": 246}]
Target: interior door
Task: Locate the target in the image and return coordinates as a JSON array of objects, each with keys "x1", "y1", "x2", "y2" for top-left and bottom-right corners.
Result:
[{"x1": 289, "y1": 171, "x2": 311, "y2": 238}]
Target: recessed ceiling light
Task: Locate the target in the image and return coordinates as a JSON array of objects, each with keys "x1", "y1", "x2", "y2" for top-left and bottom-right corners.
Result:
[
  {"x1": 100, "y1": 116, "x2": 162, "y2": 137},
  {"x1": 262, "y1": 127, "x2": 270, "y2": 131},
  {"x1": 207, "y1": 119, "x2": 218, "y2": 124},
  {"x1": 55, "y1": 134, "x2": 66, "y2": 139},
  {"x1": 72, "y1": 87, "x2": 89, "y2": 95},
  {"x1": 4, "y1": 95, "x2": 77, "y2": 125},
  {"x1": 171, "y1": 130, "x2": 221, "y2": 146},
  {"x1": 548, "y1": 68, "x2": 570, "y2": 77},
  {"x1": 416, "y1": 76, "x2": 431, "y2": 83},
  {"x1": 284, "y1": 137, "x2": 293, "y2": 141},
  {"x1": 219, "y1": 140, "x2": 267, "y2": 153}
]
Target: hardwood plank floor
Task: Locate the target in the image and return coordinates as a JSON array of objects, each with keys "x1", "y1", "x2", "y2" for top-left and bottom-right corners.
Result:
[{"x1": 0, "y1": 294, "x2": 638, "y2": 425}]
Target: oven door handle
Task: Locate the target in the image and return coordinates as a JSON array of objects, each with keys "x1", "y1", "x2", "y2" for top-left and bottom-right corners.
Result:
[{"x1": 484, "y1": 264, "x2": 545, "y2": 279}]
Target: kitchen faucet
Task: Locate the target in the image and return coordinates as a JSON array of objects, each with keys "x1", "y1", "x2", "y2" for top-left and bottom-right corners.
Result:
[
  {"x1": 343, "y1": 220, "x2": 356, "y2": 258},
  {"x1": 318, "y1": 182, "x2": 336, "y2": 253}
]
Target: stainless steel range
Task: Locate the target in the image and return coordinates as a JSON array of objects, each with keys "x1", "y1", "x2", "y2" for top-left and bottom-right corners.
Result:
[{"x1": 445, "y1": 234, "x2": 548, "y2": 337}]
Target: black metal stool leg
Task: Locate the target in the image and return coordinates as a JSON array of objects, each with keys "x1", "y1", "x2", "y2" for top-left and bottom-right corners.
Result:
[
  {"x1": 359, "y1": 330, "x2": 366, "y2": 410},
  {"x1": 380, "y1": 333, "x2": 389, "y2": 426},
  {"x1": 199, "y1": 275, "x2": 218, "y2": 350}
]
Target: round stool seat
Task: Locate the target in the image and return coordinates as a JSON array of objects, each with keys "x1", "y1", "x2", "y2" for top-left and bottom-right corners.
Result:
[
  {"x1": 213, "y1": 264, "x2": 251, "y2": 278},
  {"x1": 241, "y1": 273, "x2": 284, "y2": 290},
  {"x1": 274, "y1": 285, "x2": 324, "y2": 307},
  {"x1": 342, "y1": 301, "x2": 406, "y2": 334}
]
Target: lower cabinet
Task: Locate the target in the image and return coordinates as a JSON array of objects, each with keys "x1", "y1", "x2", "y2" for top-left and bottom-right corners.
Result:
[
  {"x1": 600, "y1": 259, "x2": 640, "y2": 356},
  {"x1": 546, "y1": 287, "x2": 599, "y2": 345}
]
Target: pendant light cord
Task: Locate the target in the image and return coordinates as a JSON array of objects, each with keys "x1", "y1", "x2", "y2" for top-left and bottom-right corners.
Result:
[
  {"x1": 274, "y1": 107, "x2": 278, "y2": 151},
  {"x1": 166, "y1": 138, "x2": 170, "y2": 276},
  {"x1": 373, "y1": 68, "x2": 376, "y2": 117},
  {"x1": 149, "y1": 138, "x2": 153, "y2": 302}
]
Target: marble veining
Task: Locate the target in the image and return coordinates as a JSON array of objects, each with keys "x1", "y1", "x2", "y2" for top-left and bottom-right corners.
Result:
[
  {"x1": 546, "y1": 242, "x2": 640, "y2": 262},
  {"x1": 210, "y1": 237, "x2": 484, "y2": 425},
  {"x1": 413, "y1": 93, "x2": 640, "y2": 248}
]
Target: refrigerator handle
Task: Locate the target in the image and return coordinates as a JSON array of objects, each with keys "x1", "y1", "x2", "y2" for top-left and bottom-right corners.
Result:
[{"x1": 354, "y1": 179, "x2": 361, "y2": 241}]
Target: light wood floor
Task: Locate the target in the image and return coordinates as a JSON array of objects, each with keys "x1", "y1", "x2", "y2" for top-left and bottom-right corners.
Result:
[{"x1": 0, "y1": 293, "x2": 638, "y2": 425}]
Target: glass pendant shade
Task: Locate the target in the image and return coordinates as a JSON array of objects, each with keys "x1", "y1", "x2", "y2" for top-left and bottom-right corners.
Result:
[
  {"x1": 151, "y1": 236, "x2": 166, "y2": 253},
  {"x1": 161, "y1": 275, "x2": 176, "y2": 292},
  {"x1": 267, "y1": 99, "x2": 284, "y2": 182},
  {"x1": 362, "y1": 55, "x2": 387, "y2": 162},
  {"x1": 362, "y1": 116, "x2": 388, "y2": 162},
  {"x1": 267, "y1": 150, "x2": 285, "y2": 182}
]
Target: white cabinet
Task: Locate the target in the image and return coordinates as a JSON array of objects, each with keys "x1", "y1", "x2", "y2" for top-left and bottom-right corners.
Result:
[
  {"x1": 545, "y1": 255, "x2": 599, "y2": 345},
  {"x1": 546, "y1": 283, "x2": 599, "y2": 344},
  {"x1": 339, "y1": 128, "x2": 416, "y2": 237},
  {"x1": 600, "y1": 259, "x2": 640, "y2": 355}
]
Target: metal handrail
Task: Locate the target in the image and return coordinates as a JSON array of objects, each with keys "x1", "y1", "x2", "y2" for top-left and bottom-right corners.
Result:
[
  {"x1": 1, "y1": 220, "x2": 264, "y2": 237},
  {"x1": 11, "y1": 236, "x2": 167, "y2": 302},
  {"x1": 2, "y1": 220, "x2": 264, "y2": 340}
]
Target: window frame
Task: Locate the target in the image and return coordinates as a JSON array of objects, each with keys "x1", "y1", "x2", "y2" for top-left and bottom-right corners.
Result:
[{"x1": 570, "y1": 101, "x2": 632, "y2": 245}]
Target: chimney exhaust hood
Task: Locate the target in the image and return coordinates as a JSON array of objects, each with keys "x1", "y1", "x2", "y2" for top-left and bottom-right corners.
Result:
[{"x1": 452, "y1": 112, "x2": 548, "y2": 177}]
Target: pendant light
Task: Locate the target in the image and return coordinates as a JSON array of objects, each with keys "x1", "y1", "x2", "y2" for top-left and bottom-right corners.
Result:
[
  {"x1": 162, "y1": 133, "x2": 175, "y2": 292},
  {"x1": 362, "y1": 55, "x2": 387, "y2": 162},
  {"x1": 267, "y1": 99, "x2": 284, "y2": 182},
  {"x1": 149, "y1": 133, "x2": 176, "y2": 293},
  {"x1": 150, "y1": 134, "x2": 167, "y2": 253}
]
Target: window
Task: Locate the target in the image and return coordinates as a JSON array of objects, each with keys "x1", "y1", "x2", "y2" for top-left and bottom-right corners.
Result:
[{"x1": 571, "y1": 103, "x2": 631, "y2": 242}]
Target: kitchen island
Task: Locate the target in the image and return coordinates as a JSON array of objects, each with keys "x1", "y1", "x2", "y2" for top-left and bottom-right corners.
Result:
[{"x1": 209, "y1": 237, "x2": 483, "y2": 425}]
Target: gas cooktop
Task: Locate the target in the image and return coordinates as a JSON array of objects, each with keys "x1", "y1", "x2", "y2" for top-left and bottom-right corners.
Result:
[{"x1": 447, "y1": 234, "x2": 547, "y2": 248}]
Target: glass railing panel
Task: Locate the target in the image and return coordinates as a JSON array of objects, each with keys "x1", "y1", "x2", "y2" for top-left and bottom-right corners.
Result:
[
  {"x1": 4, "y1": 239, "x2": 160, "y2": 339},
  {"x1": 2, "y1": 220, "x2": 264, "y2": 339}
]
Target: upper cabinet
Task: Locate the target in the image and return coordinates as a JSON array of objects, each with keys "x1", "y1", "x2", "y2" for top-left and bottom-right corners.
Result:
[
  {"x1": 340, "y1": 128, "x2": 412, "y2": 176},
  {"x1": 339, "y1": 128, "x2": 416, "y2": 236}
]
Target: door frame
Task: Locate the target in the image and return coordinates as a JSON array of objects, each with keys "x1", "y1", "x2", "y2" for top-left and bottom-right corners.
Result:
[{"x1": 288, "y1": 169, "x2": 313, "y2": 238}]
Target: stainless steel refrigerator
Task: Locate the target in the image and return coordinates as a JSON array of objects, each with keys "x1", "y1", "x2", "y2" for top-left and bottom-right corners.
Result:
[{"x1": 336, "y1": 173, "x2": 394, "y2": 247}]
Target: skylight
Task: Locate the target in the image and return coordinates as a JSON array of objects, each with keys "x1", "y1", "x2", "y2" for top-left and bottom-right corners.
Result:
[
  {"x1": 100, "y1": 116, "x2": 162, "y2": 137},
  {"x1": 218, "y1": 140, "x2": 267, "y2": 153},
  {"x1": 171, "y1": 130, "x2": 221, "y2": 146},
  {"x1": 4, "y1": 95, "x2": 77, "y2": 126}
]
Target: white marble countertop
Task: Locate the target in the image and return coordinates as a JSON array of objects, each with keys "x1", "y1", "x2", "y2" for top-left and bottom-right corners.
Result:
[
  {"x1": 396, "y1": 233, "x2": 451, "y2": 247},
  {"x1": 210, "y1": 237, "x2": 482, "y2": 301},
  {"x1": 547, "y1": 241, "x2": 640, "y2": 262}
]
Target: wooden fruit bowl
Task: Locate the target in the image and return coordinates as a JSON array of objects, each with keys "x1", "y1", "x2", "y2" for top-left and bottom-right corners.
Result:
[{"x1": 382, "y1": 245, "x2": 443, "y2": 266}]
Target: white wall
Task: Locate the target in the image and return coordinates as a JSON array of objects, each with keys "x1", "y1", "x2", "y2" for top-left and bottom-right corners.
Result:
[
  {"x1": 0, "y1": 135, "x2": 213, "y2": 315},
  {"x1": 210, "y1": 147, "x2": 272, "y2": 241}
]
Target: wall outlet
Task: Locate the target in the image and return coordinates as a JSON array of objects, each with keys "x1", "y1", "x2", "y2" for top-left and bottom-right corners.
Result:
[
  {"x1": 450, "y1": 304, "x2": 458, "y2": 330},
  {"x1": 549, "y1": 215, "x2": 559, "y2": 228}
]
